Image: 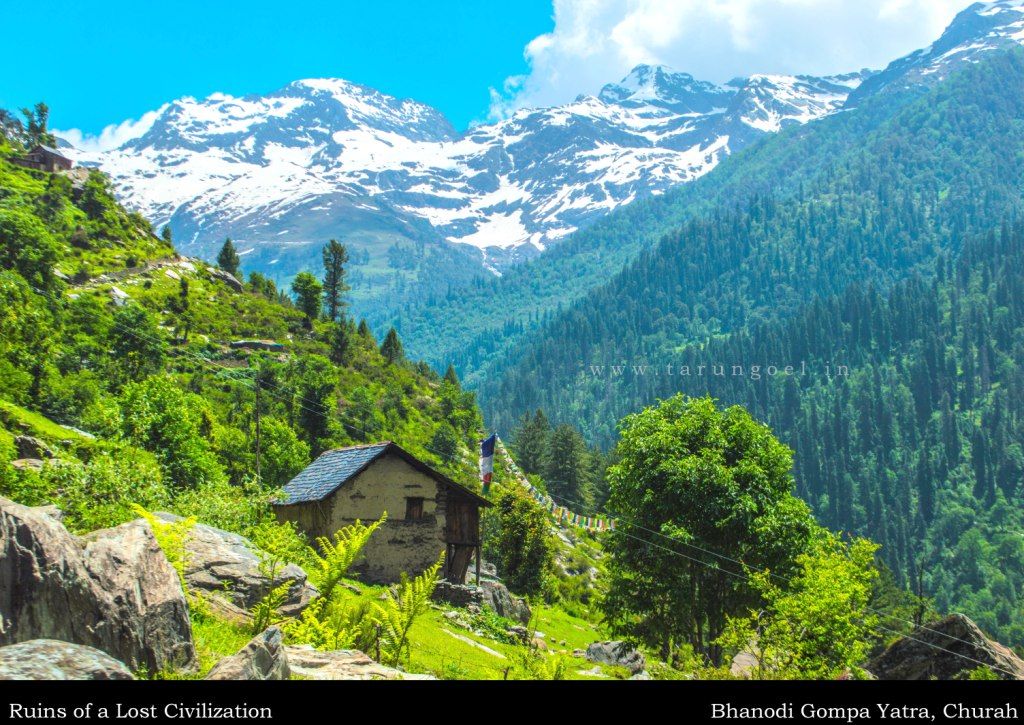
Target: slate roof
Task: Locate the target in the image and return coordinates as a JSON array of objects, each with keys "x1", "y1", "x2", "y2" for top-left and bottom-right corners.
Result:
[
  {"x1": 276, "y1": 441, "x2": 491, "y2": 507},
  {"x1": 32, "y1": 144, "x2": 71, "y2": 159}
]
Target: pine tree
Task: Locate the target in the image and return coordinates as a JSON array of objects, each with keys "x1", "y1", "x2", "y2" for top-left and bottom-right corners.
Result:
[
  {"x1": 380, "y1": 327, "x2": 404, "y2": 364},
  {"x1": 544, "y1": 423, "x2": 593, "y2": 508},
  {"x1": 321, "y1": 239, "x2": 350, "y2": 322},
  {"x1": 511, "y1": 409, "x2": 551, "y2": 476},
  {"x1": 161, "y1": 226, "x2": 173, "y2": 244},
  {"x1": 217, "y1": 238, "x2": 241, "y2": 278},
  {"x1": 443, "y1": 364, "x2": 460, "y2": 389}
]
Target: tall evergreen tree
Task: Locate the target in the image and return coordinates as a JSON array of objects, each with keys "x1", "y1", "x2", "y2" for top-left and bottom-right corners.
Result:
[
  {"x1": 544, "y1": 423, "x2": 593, "y2": 509},
  {"x1": 380, "y1": 327, "x2": 404, "y2": 364},
  {"x1": 321, "y1": 239, "x2": 350, "y2": 322},
  {"x1": 511, "y1": 409, "x2": 551, "y2": 476},
  {"x1": 217, "y1": 238, "x2": 241, "y2": 278}
]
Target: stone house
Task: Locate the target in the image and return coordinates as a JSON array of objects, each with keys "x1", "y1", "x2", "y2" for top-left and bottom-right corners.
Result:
[
  {"x1": 273, "y1": 441, "x2": 491, "y2": 585},
  {"x1": 12, "y1": 144, "x2": 73, "y2": 173}
]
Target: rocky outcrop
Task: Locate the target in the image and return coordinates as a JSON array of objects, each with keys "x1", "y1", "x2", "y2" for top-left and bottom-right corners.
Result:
[
  {"x1": 208, "y1": 268, "x2": 243, "y2": 292},
  {"x1": 14, "y1": 436, "x2": 54, "y2": 460},
  {"x1": 0, "y1": 640, "x2": 134, "y2": 680},
  {"x1": 283, "y1": 646, "x2": 434, "y2": 680},
  {"x1": 0, "y1": 497, "x2": 195, "y2": 674},
  {"x1": 869, "y1": 614, "x2": 1024, "y2": 680},
  {"x1": 479, "y1": 580, "x2": 531, "y2": 625},
  {"x1": 585, "y1": 641, "x2": 646, "y2": 675},
  {"x1": 205, "y1": 627, "x2": 289, "y2": 681},
  {"x1": 431, "y1": 581, "x2": 484, "y2": 609},
  {"x1": 155, "y1": 513, "x2": 316, "y2": 617}
]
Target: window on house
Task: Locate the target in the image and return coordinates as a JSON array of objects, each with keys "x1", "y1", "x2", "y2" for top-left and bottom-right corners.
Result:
[{"x1": 405, "y1": 497, "x2": 425, "y2": 521}]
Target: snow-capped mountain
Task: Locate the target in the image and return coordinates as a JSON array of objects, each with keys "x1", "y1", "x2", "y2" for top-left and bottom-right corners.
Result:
[
  {"x1": 849, "y1": 0, "x2": 1024, "y2": 104},
  {"x1": 77, "y1": 65, "x2": 870, "y2": 275}
]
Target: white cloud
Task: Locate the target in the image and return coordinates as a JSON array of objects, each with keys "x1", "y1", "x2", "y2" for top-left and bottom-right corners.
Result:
[
  {"x1": 491, "y1": 0, "x2": 972, "y2": 118},
  {"x1": 55, "y1": 105, "x2": 168, "y2": 152}
]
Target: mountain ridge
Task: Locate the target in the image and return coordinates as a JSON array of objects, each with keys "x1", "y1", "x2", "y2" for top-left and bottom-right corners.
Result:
[{"x1": 74, "y1": 64, "x2": 873, "y2": 277}]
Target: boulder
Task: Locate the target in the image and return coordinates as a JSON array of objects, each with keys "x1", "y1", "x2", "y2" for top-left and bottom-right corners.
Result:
[
  {"x1": 209, "y1": 268, "x2": 243, "y2": 292},
  {"x1": 0, "y1": 640, "x2": 133, "y2": 680},
  {"x1": 0, "y1": 497, "x2": 195, "y2": 674},
  {"x1": 155, "y1": 513, "x2": 317, "y2": 617},
  {"x1": 869, "y1": 614, "x2": 1024, "y2": 680},
  {"x1": 585, "y1": 641, "x2": 646, "y2": 675},
  {"x1": 80, "y1": 520, "x2": 197, "y2": 670},
  {"x1": 9, "y1": 459, "x2": 44, "y2": 472},
  {"x1": 431, "y1": 581, "x2": 484, "y2": 609},
  {"x1": 29, "y1": 505, "x2": 64, "y2": 522},
  {"x1": 205, "y1": 627, "x2": 289, "y2": 681},
  {"x1": 730, "y1": 650, "x2": 760, "y2": 678},
  {"x1": 283, "y1": 645, "x2": 434, "y2": 680},
  {"x1": 14, "y1": 436, "x2": 54, "y2": 460},
  {"x1": 479, "y1": 580, "x2": 531, "y2": 625}
]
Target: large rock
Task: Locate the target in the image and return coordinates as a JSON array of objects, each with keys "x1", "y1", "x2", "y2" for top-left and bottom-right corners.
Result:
[
  {"x1": 431, "y1": 581, "x2": 484, "y2": 609},
  {"x1": 206, "y1": 627, "x2": 289, "y2": 681},
  {"x1": 869, "y1": 614, "x2": 1024, "y2": 680},
  {"x1": 155, "y1": 513, "x2": 317, "y2": 617},
  {"x1": 0, "y1": 640, "x2": 133, "y2": 680},
  {"x1": 479, "y1": 580, "x2": 531, "y2": 625},
  {"x1": 585, "y1": 641, "x2": 646, "y2": 675},
  {"x1": 283, "y1": 646, "x2": 434, "y2": 680},
  {"x1": 14, "y1": 436, "x2": 54, "y2": 460},
  {"x1": 0, "y1": 497, "x2": 195, "y2": 674}
]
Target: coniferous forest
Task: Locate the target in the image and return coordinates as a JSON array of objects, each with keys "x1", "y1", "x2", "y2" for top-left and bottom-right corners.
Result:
[{"x1": 484, "y1": 51, "x2": 1024, "y2": 647}]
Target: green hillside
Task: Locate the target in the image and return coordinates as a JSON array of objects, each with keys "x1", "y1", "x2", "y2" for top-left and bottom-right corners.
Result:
[{"x1": 483, "y1": 51, "x2": 1024, "y2": 646}]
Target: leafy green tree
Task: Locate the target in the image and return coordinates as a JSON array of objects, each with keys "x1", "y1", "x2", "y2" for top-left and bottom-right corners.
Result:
[
  {"x1": 0, "y1": 206, "x2": 61, "y2": 289},
  {"x1": 602, "y1": 395, "x2": 815, "y2": 664},
  {"x1": 161, "y1": 226, "x2": 173, "y2": 244},
  {"x1": 119, "y1": 375, "x2": 226, "y2": 490},
  {"x1": 290, "y1": 354, "x2": 337, "y2": 452},
  {"x1": 718, "y1": 531, "x2": 880, "y2": 679},
  {"x1": 107, "y1": 304, "x2": 166, "y2": 384},
  {"x1": 261, "y1": 417, "x2": 310, "y2": 488},
  {"x1": 430, "y1": 423, "x2": 460, "y2": 466},
  {"x1": 291, "y1": 271, "x2": 323, "y2": 329},
  {"x1": 483, "y1": 486, "x2": 554, "y2": 596},
  {"x1": 380, "y1": 327, "x2": 404, "y2": 364},
  {"x1": 217, "y1": 238, "x2": 241, "y2": 278},
  {"x1": 321, "y1": 239, "x2": 350, "y2": 322}
]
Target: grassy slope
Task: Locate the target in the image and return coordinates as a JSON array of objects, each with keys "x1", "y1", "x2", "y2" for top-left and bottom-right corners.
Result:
[{"x1": 0, "y1": 149, "x2": 622, "y2": 679}]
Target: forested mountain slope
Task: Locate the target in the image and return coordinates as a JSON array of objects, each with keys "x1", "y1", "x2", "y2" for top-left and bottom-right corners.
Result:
[
  {"x1": 485, "y1": 51, "x2": 1024, "y2": 646},
  {"x1": 393, "y1": 2, "x2": 1024, "y2": 385}
]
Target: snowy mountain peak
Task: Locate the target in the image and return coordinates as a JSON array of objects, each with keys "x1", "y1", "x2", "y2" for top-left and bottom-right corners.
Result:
[
  {"x1": 599, "y1": 64, "x2": 731, "y2": 114},
  {"x1": 849, "y1": 0, "x2": 1024, "y2": 104},
  {"x1": 79, "y1": 62, "x2": 870, "y2": 278}
]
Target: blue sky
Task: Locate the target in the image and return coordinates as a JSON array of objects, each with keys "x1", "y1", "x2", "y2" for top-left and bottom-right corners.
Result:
[
  {"x1": 3, "y1": 0, "x2": 976, "y2": 148},
  {"x1": 2, "y1": 0, "x2": 552, "y2": 135}
]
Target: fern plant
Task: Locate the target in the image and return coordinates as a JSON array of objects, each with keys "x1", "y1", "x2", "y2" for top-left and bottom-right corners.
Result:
[
  {"x1": 132, "y1": 504, "x2": 195, "y2": 593},
  {"x1": 250, "y1": 581, "x2": 292, "y2": 634},
  {"x1": 373, "y1": 553, "x2": 444, "y2": 667},
  {"x1": 282, "y1": 597, "x2": 379, "y2": 651},
  {"x1": 309, "y1": 513, "x2": 386, "y2": 604}
]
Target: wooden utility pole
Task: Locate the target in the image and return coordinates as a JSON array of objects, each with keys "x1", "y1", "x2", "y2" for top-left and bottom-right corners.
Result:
[{"x1": 254, "y1": 366, "x2": 262, "y2": 483}]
